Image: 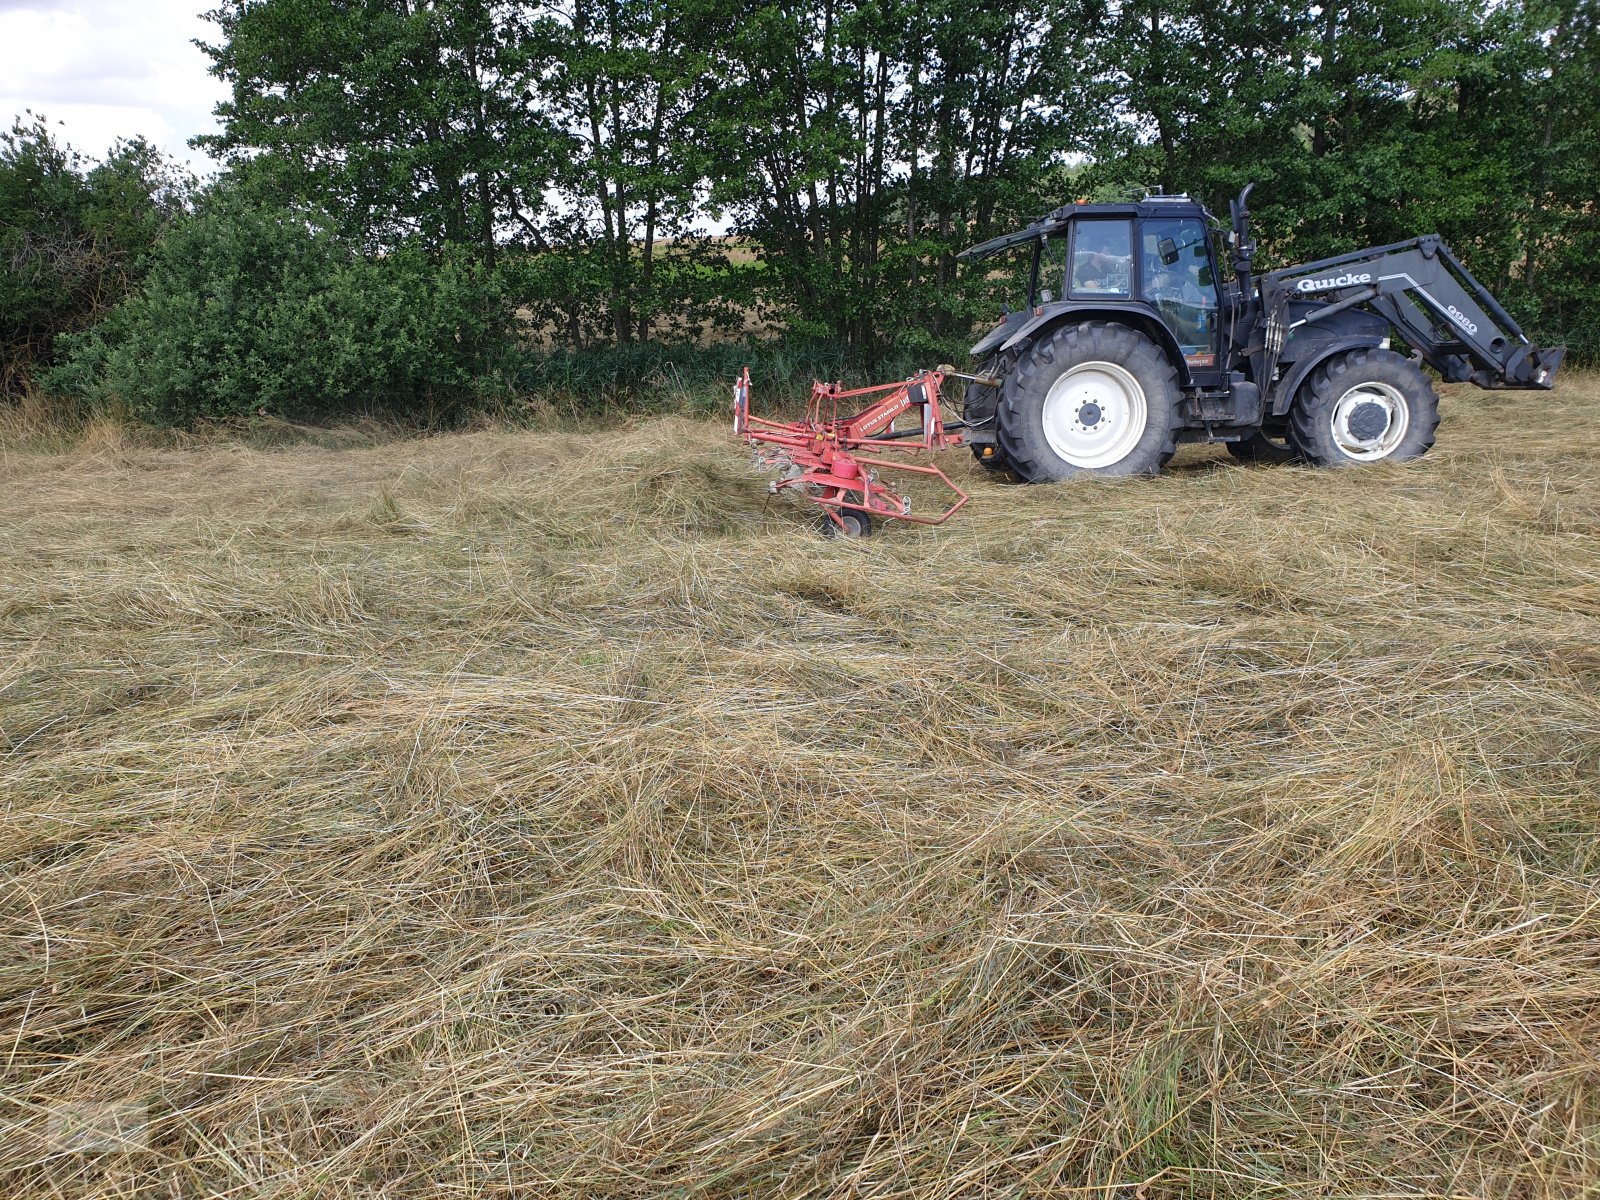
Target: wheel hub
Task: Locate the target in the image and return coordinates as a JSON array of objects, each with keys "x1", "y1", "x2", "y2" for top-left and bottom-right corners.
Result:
[
  {"x1": 1330, "y1": 382, "x2": 1410, "y2": 461},
  {"x1": 1041, "y1": 361, "x2": 1149, "y2": 469},
  {"x1": 1346, "y1": 400, "x2": 1389, "y2": 441}
]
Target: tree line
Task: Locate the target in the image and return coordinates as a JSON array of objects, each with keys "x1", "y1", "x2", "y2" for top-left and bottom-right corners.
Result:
[{"x1": 3, "y1": 0, "x2": 1596, "y2": 425}]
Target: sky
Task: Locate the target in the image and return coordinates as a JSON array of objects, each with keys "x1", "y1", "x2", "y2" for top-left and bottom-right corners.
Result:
[{"x1": 0, "y1": 0, "x2": 229, "y2": 174}]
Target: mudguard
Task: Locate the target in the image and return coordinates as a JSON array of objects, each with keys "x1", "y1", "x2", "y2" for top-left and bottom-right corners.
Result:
[
  {"x1": 975, "y1": 302, "x2": 1194, "y2": 387},
  {"x1": 970, "y1": 312, "x2": 1031, "y2": 361},
  {"x1": 1270, "y1": 334, "x2": 1389, "y2": 415}
]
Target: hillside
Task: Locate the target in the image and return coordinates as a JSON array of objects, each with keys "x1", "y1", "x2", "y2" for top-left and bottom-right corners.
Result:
[{"x1": 2, "y1": 380, "x2": 1597, "y2": 1197}]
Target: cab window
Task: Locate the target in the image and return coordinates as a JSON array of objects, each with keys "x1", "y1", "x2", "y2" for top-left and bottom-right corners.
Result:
[{"x1": 1070, "y1": 220, "x2": 1133, "y2": 297}]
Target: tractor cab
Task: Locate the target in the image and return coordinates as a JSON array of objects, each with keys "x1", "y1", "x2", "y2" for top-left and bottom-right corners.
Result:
[{"x1": 967, "y1": 195, "x2": 1228, "y2": 383}]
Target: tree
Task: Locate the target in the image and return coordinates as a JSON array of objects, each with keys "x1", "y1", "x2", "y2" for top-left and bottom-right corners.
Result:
[
  {"x1": 0, "y1": 116, "x2": 189, "y2": 396},
  {"x1": 198, "y1": 0, "x2": 566, "y2": 263},
  {"x1": 701, "y1": 0, "x2": 1103, "y2": 355},
  {"x1": 107, "y1": 0, "x2": 1600, "y2": 382},
  {"x1": 1073, "y1": 0, "x2": 1598, "y2": 360},
  {"x1": 47, "y1": 187, "x2": 512, "y2": 425},
  {"x1": 540, "y1": 0, "x2": 729, "y2": 344}
]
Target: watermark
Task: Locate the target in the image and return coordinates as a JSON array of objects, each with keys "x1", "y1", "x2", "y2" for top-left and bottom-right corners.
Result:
[{"x1": 42, "y1": 1101, "x2": 151, "y2": 1155}]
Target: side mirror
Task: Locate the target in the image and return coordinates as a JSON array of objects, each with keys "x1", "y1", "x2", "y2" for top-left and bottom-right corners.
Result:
[{"x1": 1158, "y1": 237, "x2": 1180, "y2": 266}]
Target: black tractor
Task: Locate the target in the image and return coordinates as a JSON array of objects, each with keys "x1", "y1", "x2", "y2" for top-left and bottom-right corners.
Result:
[{"x1": 958, "y1": 185, "x2": 1565, "y2": 480}]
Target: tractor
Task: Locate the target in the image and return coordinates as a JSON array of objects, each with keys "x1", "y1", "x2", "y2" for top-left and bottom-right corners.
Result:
[{"x1": 958, "y1": 185, "x2": 1565, "y2": 481}]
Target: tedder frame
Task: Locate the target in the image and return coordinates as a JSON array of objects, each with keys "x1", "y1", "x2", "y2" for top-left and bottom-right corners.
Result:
[{"x1": 732, "y1": 365, "x2": 986, "y2": 537}]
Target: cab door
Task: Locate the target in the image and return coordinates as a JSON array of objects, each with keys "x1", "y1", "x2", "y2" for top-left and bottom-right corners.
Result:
[{"x1": 1138, "y1": 216, "x2": 1220, "y2": 371}]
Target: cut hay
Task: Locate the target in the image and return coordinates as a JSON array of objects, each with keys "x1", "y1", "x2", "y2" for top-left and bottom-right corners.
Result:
[{"x1": 2, "y1": 384, "x2": 1598, "y2": 1197}]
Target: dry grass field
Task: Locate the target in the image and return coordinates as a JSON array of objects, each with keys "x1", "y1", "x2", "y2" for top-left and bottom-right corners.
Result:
[{"x1": 2, "y1": 378, "x2": 1598, "y2": 1198}]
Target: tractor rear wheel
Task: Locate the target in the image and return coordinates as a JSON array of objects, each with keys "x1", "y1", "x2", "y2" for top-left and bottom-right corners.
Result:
[
  {"x1": 1288, "y1": 348, "x2": 1439, "y2": 467},
  {"x1": 997, "y1": 321, "x2": 1181, "y2": 482}
]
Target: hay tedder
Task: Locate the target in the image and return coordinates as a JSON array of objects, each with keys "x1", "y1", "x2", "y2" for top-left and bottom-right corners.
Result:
[{"x1": 732, "y1": 365, "x2": 988, "y2": 537}]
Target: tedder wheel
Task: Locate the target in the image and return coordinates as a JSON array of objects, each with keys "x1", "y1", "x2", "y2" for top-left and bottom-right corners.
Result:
[
  {"x1": 1226, "y1": 429, "x2": 1299, "y2": 464},
  {"x1": 1288, "y1": 348, "x2": 1439, "y2": 467},
  {"x1": 997, "y1": 321, "x2": 1180, "y2": 482},
  {"x1": 818, "y1": 507, "x2": 873, "y2": 538}
]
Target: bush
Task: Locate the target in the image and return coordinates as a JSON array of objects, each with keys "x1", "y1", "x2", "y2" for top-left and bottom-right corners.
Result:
[
  {"x1": 509, "y1": 338, "x2": 944, "y2": 417},
  {"x1": 0, "y1": 117, "x2": 188, "y2": 396},
  {"x1": 49, "y1": 193, "x2": 513, "y2": 426}
]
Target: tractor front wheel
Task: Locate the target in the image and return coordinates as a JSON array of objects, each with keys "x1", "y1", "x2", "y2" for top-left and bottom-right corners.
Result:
[
  {"x1": 1289, "y1": 349, "x2": 1439, "y2": 467},
  {"x1": 997, "y1": 321, "x2": 1181, "y2": 482}
]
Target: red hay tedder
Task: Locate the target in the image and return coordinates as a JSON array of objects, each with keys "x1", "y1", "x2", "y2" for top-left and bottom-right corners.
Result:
[{"x1": 732, "y1": 366, "x2": 990, "y2": 537}]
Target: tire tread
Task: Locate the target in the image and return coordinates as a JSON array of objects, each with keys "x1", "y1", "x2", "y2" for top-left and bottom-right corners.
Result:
[
  {"x1": 996, "y1": 321, "x2": 1180, "y2": 482},
  {"x1": 1288, "y1": 348, "x2": 1440, "y2": 466}
]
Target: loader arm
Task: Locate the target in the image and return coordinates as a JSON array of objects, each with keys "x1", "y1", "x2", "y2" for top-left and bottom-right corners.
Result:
[{"x1": 1261, "y1": 235, "x2": 1564, "y2": 390}]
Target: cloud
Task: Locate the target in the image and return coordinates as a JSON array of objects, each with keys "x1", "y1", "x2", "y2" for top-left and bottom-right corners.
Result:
[{"x1": 0, "y1": 1, "x2": 230, "y2": 173}]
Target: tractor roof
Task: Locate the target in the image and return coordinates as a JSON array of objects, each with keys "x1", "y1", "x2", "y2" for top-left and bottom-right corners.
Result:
[{"x1": 958, "y1": 194, "x2": 1212, "y2": 262}]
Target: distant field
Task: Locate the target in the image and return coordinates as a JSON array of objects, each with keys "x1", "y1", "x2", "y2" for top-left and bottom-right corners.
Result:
[{"x1": 2, "y1": 379, "x2": 1597, "y2": 1196}]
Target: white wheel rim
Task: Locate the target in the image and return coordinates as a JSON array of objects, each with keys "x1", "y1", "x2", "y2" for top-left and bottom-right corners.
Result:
[
  {"x1": 1042, "y1": 361, "x2": 1148, "y2": 469},
  {"x1": 1330, "y1": 382, "x2": 1410, "y2": 461}
]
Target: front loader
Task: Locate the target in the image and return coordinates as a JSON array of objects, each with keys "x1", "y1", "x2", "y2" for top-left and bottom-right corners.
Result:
[{"x1": 957, "y1": 185, "x2": 1564, "y2": 480}]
